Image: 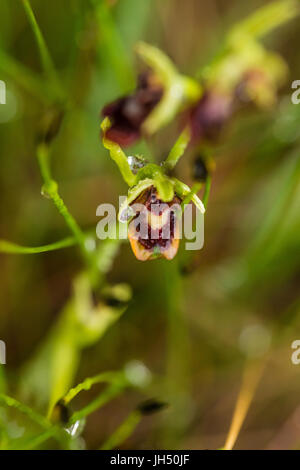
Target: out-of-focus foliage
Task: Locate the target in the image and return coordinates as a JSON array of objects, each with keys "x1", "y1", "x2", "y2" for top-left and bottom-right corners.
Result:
[{"x1": 0, "y1": 0, "x2": 300, "y2": 450}]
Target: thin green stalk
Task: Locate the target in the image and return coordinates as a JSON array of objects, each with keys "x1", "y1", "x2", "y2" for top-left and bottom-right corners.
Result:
[
  {"x1": 99, "y1": 410, "x2": 141, "y2": 450},
  {"x1": 45, "y1": 283, "x2": 131, "y2": 413},
  {"x1": 0, "y1": 393, "x2": 68, "y2": 449},
  {"x1": 0, "y1": 393, "x2": 48, "y2": 429},
  {"x1": 164, "y1": 127, "x2": 191, "y2": 171},
  {"x1": 162, "y1": 260, "x2": 191, "y2": 446},
  {"x1": 0, "y1": 236, "x2": 77, "y2": 254},
  {"x1": 36, "y1": 144, "x2": 91, "y2": 265},
  {"x1": 21, "y1": 0, "x2": 64, "y2": 99},
  {"x1": 69, "y1": 382, "x2": 125, "y2": 424},
  {"x1": 44, "y1": 191, "x2": 85, "y2": 253},
  {"x1": 47, "y1": 328, "x2": 80, "y2": 418},
  {"x1": 62, "y1": 371, "x2": 124, "y2": 405}
]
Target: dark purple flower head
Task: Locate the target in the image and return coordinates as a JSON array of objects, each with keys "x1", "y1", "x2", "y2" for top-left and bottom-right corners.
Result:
[
  {"x1": 188, "y1": 90, "x2": 233, "y2": 143},
  {"x1": 102, "y1": 73, "x2": 163, "y2": 147}
]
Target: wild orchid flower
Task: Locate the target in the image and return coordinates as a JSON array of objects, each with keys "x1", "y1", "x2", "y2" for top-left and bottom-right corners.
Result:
[{"x1": 101, "y1": 118, "x2": 205, "y2": 261}]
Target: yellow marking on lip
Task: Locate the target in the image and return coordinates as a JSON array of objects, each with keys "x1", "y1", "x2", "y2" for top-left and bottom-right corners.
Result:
[{"x1": 146, "y1": 208, "x2": 171, "y2": 229}]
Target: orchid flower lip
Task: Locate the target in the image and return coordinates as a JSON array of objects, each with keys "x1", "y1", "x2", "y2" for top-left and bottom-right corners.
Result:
[{"x1": 126, "y1": 186, "x2": 181, "y2": 261}]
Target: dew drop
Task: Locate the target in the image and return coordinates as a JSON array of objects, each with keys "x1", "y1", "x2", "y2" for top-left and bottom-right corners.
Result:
[
  {"x1": 127, "y1": 155, "x2": 147, "y2": 174},
  {"x1": 119, "y1": 205, "x2": 135, "y2": 222}
]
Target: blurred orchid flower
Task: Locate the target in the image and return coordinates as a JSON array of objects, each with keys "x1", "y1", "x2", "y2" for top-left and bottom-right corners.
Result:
[{"x1": 101, "y1": 42, "x2": 201, "y2": 146}]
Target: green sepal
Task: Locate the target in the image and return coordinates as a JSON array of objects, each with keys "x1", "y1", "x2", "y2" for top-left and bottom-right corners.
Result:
[{"x1": 135, "y1": 42, "x2": 201, "y2": 135}]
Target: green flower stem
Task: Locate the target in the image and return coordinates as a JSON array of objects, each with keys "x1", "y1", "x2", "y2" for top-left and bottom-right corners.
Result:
[
  {"x1": 163, "y1": 126, "x2": 191, "y2": 172},
  {"x1": 163, "y1": 260, "x2": 191, "y2": 444},
  {"x1": 21, "y1": 0, "x2": 64, "y2": 100},
  {"x1": 69, "y1": 382, "x2": 126, "y2": 425},
  {"x1": 0, "y1": 393, "x2": 50, "y2": 429},
  {"x1": 46, "y1": 269, "x2": 131, "y2": 414},
  {"x1": 99, "y1": 410, "x2": 141, "y2": 450},
  {"x1": 62, "y1": 371, "x2": 124, "y2": 405},
  {"x1": 47, "y1": 323, "x2": 80, "y2": 417},
  {"x1": 101, "y1": 118, "x2": 136, "y2": 186},
  {"x1": 0, "y1": 393, "x2": 68, "y2": 449},
  {"x1": 21, "y1": 241, "x2": 128, "y2": 417},
  {"x1": 0, "y1": 236, "x2": 77, "y2": 254},
  {"x1": 36, "y1": 144, "x2": 92, "y2": 267}
]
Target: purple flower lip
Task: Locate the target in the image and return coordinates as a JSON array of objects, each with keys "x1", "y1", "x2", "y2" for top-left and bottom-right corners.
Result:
[
  {"x1": 128, "y1": 186, "x2": 181, "y2": 261},
  {"x1": 101, "y1": 72, "x2": 163, "y2": 147}
]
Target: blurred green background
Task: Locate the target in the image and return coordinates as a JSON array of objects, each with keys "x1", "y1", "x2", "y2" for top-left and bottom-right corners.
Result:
[{"x1": 0, "y1": 0, "x2": 300, "y2": 450}]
